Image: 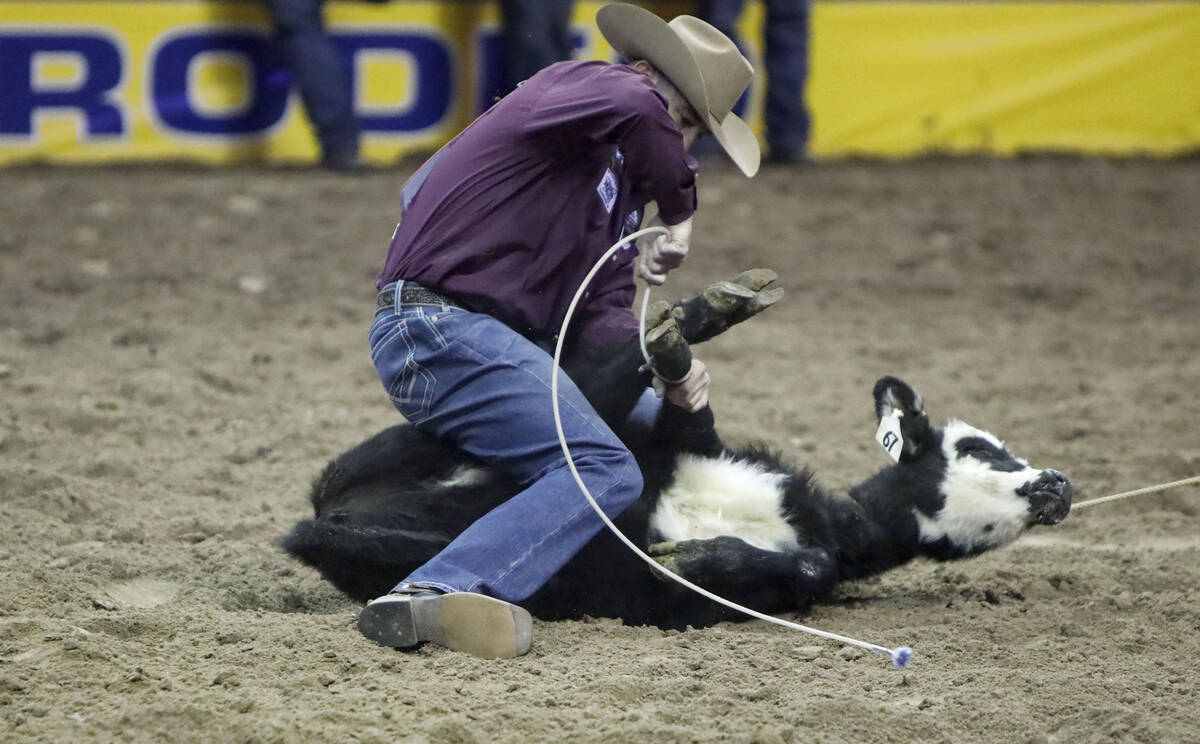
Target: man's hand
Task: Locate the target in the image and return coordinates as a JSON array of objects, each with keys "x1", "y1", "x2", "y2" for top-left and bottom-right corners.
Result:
[
  {"x1": 637, "y1": 216, "x2": 692, "y2": 286},
  {"x1": 652, "y1": 358, "x2": 710, "y2": 412}
]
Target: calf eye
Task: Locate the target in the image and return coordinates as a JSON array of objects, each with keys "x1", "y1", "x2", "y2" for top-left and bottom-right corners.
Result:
[{"x1": 956, "y1": 437, "x2": 999, "y2": 459}]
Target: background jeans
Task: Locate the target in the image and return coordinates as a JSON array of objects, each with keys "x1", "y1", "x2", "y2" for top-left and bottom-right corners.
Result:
[
  {"x1": 368, "y1": 284, "x2": 644, "y2": 602},
  {"x1": 499, "y1": 0, "x2": 576, "y2": 94},
  {"x1": 699, "y1": 0, "x2": 812, "y2": 158},
  {"x1": 262, "y1": 0, "x2": 360, "y2": 164}
]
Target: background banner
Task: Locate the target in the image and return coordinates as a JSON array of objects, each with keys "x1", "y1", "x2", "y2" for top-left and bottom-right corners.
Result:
[
  {"x1": 812, "y1": 2, "x2": 1200, "y2": 157},
  {"x1": 1, "y1": 1, "x2": 1196, "y2": 165}
]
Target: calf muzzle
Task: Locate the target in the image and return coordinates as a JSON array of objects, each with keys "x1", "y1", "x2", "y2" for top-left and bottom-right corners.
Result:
[{"x1": 1020, "y1": 469, "x2": 1072, "y2": 525}]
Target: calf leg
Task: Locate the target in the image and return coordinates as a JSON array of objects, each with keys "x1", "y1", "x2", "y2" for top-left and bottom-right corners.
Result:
[
  {"x1": 648, "y1": 269, "x2": 784, "y2": 346},
  {"x1": 648, "y1": 537, "x2": 836, "y2": 621},
  {"x1": 282, "y1": 517, "x2": 453, "y2": 602},
  {"x1": 651, "y1": 404, "x2": 724, "y2": 457},
  {"x1": 563, "y1": 339, "x2": 654, "y2": 428},
  {"x1": 635, "y1": 313, "x2": 724, "y2": 457},
  {"x1": 568, "y1": 268, "x2": 784, "y2": 425}
]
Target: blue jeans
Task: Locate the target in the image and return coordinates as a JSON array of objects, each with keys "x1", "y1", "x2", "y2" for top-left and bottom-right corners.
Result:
[
  {"x1": 500, "y1": 0, "x2": 576, "y2": 93},
  {"x1": 262, "y1": 0, "x2": 359, "y2": 163},
  {"x1": 368, "y1": 282, "x2": 644, "y2": 602},
  {"x1": 700, "y1": 0, "x2": 811, "y2": 156}
]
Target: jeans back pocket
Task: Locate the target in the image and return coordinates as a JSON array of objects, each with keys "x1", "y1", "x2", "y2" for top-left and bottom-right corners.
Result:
[{"x1": 369, "y1": 311, "x2": 437, "y2": 424}]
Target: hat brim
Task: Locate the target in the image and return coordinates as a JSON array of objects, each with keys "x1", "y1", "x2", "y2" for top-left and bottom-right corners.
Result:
[
  {"x1": 706, "y1": 110, "x2": 760, "y2": 178},
  {"x1": 598, "y1": 4, "x2": 759, "y2": 177}
]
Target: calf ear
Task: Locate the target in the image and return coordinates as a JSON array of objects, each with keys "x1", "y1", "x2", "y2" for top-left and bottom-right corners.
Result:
[{"x1": 873, "y1": 376, "x2": 933, "y2": 460}]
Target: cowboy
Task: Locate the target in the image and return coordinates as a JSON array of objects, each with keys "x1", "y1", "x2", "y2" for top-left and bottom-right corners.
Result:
[{"x1": 356, "y1": 3, "x2": 760, "y2": 658}]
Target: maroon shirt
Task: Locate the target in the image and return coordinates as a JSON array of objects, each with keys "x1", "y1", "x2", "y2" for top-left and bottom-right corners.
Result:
[{"x1": 376, "y1": 60, "x2": 699, "y2": 347}]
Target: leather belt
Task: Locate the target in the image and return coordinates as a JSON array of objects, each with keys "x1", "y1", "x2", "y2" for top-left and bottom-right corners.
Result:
[{"x1": 377, "y1": 282, "x2": 465, "y2": 312}]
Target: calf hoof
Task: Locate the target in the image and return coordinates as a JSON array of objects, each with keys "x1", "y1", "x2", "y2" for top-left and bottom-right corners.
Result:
[
  {"x1": 648, "y1": 540, "x2": 685, "y2": 578},
  {"x1": 643, "y1": 299, "x2": 674, "y2": 330},
  {"x1": 732, "y1": 268, "x2": 779, "y2": 292},
  {"x1": 648, "y1": 538, "x2": 718, "y2": 578},
  {"x1": 674, "y1": 269, "x2": 784, "y2": 343},
  {"x1": 644, "y1": 315, "x2": 692, "y2": 383}
]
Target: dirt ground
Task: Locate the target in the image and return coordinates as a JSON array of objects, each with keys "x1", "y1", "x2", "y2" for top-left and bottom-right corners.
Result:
[{"x1": 1, "y1": 155, "x2": 1198, "y2": 743}]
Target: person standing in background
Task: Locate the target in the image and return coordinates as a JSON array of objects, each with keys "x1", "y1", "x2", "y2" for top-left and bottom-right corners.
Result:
[
  {"x1": 262, "y1": 0, "x2": 362, "y2": 170},
  {"x1": 263, "y1": 0, "x2": 579, "y2": 165},
  {"x1": 699, "y1": 0, "x2": 811, "y2": 164},
  {"x1": 499, "y1": 0, "x2": 577, "y2": 95}
]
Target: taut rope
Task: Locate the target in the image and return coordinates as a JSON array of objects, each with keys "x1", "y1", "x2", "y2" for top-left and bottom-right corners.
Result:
[{"x1": 1070, "y1": 475, "x2": 1200, "y2": 511}]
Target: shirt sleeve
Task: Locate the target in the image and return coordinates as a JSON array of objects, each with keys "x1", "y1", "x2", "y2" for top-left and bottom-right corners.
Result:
[{"x1": 521, "y1": 64, "x2": 698, "y2": 225}]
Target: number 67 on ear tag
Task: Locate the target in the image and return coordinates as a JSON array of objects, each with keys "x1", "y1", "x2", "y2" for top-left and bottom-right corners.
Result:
[{"x1": 875, "y1": 409, "x2": 904, "y2": 462}]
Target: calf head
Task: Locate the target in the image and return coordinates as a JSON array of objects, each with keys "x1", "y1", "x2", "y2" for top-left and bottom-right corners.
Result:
[{"x1": 872, "y1": 376, "x2": 1072, "y2": 558}]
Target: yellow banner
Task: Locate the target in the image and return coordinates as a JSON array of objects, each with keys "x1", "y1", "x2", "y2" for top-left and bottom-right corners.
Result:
[
  {"x1": 809, "y1": 2, "x2": 1200, "y2": 156},
  {"x1": 0, "y1": 1, "x2": 1196, "y2": 164}
]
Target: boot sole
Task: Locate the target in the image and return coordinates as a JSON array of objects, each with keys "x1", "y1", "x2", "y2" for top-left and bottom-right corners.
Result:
[{"x1": 357, "y1": 592, "x2": 533, "y2": 659}]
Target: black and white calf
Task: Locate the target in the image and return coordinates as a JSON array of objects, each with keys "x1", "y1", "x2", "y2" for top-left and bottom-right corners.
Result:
[{"x1": 282, "y1": 270, "x2": 1072, "y2": 630}]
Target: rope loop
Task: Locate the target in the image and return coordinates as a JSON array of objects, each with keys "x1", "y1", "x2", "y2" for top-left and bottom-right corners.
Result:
[{"x1": 552, "y1": 228, "x2": 912, "y2": 667}]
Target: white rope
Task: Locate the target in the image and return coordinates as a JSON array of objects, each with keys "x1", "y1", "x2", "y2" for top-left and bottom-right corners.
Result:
[
  {"x1": 1071, "y1": 475, "x2": 1200, "y2": 511},
  {"x1": 636, "y1": 285, "x2": 654, "y2": 374},
  {"x1": 551, "y1": 227, "x2": 913, "y2": 668}
]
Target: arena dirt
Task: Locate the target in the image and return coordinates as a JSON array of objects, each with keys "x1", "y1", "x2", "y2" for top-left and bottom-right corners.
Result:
[{"x1": 1, "y1": 156, "x2": 1197, "y2": 743}]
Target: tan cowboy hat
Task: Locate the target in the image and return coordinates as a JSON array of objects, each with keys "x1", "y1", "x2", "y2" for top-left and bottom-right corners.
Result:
[{"x1": 597, "y1": 3, "x2": 760, "y2": 177}]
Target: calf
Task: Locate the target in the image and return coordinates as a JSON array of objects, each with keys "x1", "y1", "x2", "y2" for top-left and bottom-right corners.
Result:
[{"x1": 282, "y1": 270, "x2": 1072, "y2": 630}]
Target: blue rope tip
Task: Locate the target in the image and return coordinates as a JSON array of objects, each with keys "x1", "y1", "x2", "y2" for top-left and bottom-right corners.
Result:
[{"x1": 891, "y1": 647, "x2": 914, "y2": 668}]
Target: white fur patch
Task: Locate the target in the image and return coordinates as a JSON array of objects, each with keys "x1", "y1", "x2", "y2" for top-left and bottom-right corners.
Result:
[
  {"x1": 650, "y1": 453, "x2": 797, "y2": 552},
  {"x1": 434, "y1": 465, "x2": 494, "y2": 489},
  {"x1": 914, "y1": 420, "x2": 1042, "y2": 552}
]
